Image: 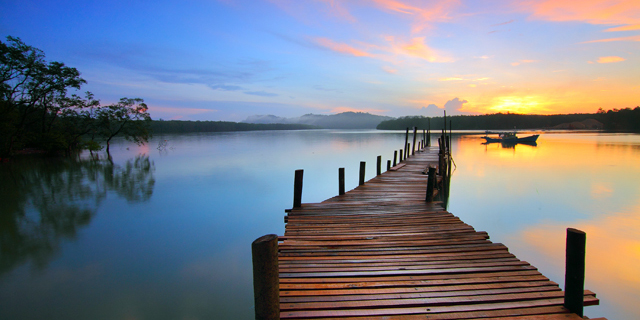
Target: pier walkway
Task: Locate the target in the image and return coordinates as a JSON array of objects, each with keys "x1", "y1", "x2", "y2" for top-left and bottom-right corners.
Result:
[{"x1": 262, "y1": 145, "x2": 601, "y2": 320}]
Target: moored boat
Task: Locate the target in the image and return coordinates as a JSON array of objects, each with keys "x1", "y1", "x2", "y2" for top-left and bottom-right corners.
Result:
[{"x1": 482, "y1": 131, "x2": 539, "y2": 143}]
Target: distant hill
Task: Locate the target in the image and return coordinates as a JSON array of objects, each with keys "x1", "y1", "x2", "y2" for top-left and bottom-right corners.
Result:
[{"x1": 243, "y1": 112, "x2": 394, "y2": 129}]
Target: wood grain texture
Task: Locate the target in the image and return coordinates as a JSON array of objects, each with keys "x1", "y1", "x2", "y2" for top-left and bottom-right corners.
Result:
[{"x1": 277, "y1": 146, "x2": 604, "y2": 319}]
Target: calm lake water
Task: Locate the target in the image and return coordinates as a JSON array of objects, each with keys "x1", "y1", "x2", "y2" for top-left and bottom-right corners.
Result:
[{"x1": 1, "y1": 130, "x2": 638, "y2": 320}]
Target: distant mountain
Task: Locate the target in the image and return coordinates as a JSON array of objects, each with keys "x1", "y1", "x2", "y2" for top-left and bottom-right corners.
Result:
[{"x1": 242, "y1": 112, "x2": 394, "y2": 129}]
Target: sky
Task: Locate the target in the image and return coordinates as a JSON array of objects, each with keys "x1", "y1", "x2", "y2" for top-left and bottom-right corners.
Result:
[{"x1": 1, "y1": 0, "x2": 638, "y2": 121}]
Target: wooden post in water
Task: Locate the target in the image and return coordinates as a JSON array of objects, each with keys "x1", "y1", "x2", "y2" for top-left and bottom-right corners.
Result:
[
  {"x1": 393, "y1": 150, "x2": 397, "y2": 166},
  {"x1": 252, "y1": 234, "x2": 279, "y2": 320},
  {"x1": 412, "y1": 127, "x2": 417, "y2": 155},
  {"x1": 377, "y1": 156, "x2": 382, "y2": 175},
  {"x1": 404, "y1": 128, "x2": 409, "y2": 159},
  {"x1": 293, "y1": 169, "x2": 303, "y2": 208},
  {"x1": 564, "y1": 228, "x2": 586, "y2": 317},
  {"x1": 338, "y1": 167, "x2": 345, "y2": 196},
  {"x1": 359, "y1": 161, "x2": 366, "y2": 186},
  {"x1": 407, "y1": 143, "x2": 410, "y2": 158},
  {"x1": 425, "y1": 166, "x2": 436, "y2": 202},
  {"x1": 427, "y1": 118, "x2": 431, "y2": 146},
  {"x1": 387, "y1": 160, "x2": 391, "y2": 171},
  {"x1": 399, "y1": 149, "x2": 403, "y2": 162}
]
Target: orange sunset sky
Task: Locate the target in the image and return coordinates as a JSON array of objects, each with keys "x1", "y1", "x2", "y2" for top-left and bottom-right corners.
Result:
[{"x1": 1, "y1": 0, "x2": 638, "y2": 120}]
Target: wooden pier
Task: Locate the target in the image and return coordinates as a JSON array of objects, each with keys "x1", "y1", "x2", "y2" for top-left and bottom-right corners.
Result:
[{"x1": 253, "y1": 133, "x2": 603, "y2": 320}]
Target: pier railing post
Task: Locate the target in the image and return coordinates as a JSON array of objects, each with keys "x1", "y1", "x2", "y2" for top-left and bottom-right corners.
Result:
[
  {"x1": 387, "y1": 160, "x2": 391, "y2": 171},
  {"x1": 399, "y1": 149, "x2": 403, "y2": 162},
  {"x1": 359, "y1": 161, "x2": 366, "y2": 186},
  {"x1": 377, "y1": 156, "x2": 382, "y2": 175},
  {"x1": 252, "y1": 234, "x2": 279, "y2": 320},
  {"x1": 407, "y1": 143, "x2": 410, "y2": 158},
  {"x1": 293, "y1": 169, "x2": 303, "y2": 208},
  {"x1": 404, "y1": 128, "x2": 409, "y2": 159},
  {"x1": 425, "y1": 166, "x2": 436, "y2": 202},
  {"x1": 564, "y1": 228, "x2": 586, "y2": 317},
  {"x1": 339, "y1": 167, "x2": 345, "y2": 195},
  {"x1": 412, "y1": 127, "x2": 417, "y2": 155},
  {"x1": 393, "y1": 150, "x2": 397, "y2": 166}
]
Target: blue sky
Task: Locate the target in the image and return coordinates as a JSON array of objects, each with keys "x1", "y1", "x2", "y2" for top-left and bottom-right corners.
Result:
[{"x1": 2, "y1": 0, "x2": 638, "y2": 121}]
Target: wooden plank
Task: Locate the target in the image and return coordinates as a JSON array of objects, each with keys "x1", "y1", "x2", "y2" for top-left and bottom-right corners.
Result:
[{"x1": 271, "y1": 147, "x2": 603, "y2": 319}]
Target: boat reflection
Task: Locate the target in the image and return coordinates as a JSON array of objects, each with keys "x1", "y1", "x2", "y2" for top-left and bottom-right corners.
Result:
[{"x1": 482, "y1": 140, "x2": 538, "y2": 148}]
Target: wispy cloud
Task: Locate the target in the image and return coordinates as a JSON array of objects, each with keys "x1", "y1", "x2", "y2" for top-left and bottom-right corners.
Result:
[
  {"x1": 371, "y1": 0, "x2": 460, "y2": 33},
  {"x1": 490, "y1": 19, "x2": 515, "y2": 27},
  {"x1": 520, "y1": 0, "x2": 640, "y2": 31},
  {"x1": 581, "y1": 35, "x2": 640, "y2": 43},
  {"x1": 605, "y1": 24, "x2": 640, "y2": 32},
  {"x1": 210, "y1": 84, "x2": 243, "y2": 91},
  {"x1": 314, "y1": 37, "x2": 374, "y2": 57},
  {"x1": 511, "y1": 59, "x2": 538, "y2": 66},
  {"x1": 394, "y1": 37, "x2": 453, "y2": 62},
  {"x1": 382, "y1": 66, "x2": 398, "y2": 74},
  {"x1": 244, "y1": 91, "x2": 279, "y2": 97},
  {"x1": 597, "y1": 56, "x2": 626, "y2": 63}
]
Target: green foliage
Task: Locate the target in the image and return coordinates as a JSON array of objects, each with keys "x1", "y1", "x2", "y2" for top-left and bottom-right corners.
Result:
[{"x1": 0, "y1": 36, "x2": 151, "y2": 157}]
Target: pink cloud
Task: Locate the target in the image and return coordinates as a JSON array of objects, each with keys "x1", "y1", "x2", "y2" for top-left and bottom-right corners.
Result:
[
  {"x1": 382, "y1": 66, "x2": 398, "y2": 74},
  {"x1": 520, "y1": 0, "x2": 640, "y2": 31},
  {"x1": 395, "y1": 37, "x2": 452, "y2": 62},
  {"x1": 314, "y1": 37, "x2": 373, "y2": 57},
  {"x1": 371, "y1": 0, "x2": 460, "y2": 33},
  {"x1": 582, "y1": 35, "x2": 640, "y2": 43}
]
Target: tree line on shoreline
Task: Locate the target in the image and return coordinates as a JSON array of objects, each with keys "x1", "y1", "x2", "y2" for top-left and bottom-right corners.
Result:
[
  {"x1": 1, "y1": 36, "x2": 150, "y2": 158},
  {"x1": 376, "y1": 108, "x2": 640, "y2": 131}
]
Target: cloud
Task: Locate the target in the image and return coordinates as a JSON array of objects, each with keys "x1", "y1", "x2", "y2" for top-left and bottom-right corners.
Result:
[
  {"x1": 511, "y1": 59, "x2": 538, "y2": 66},
  {"x1": 371, "y1": 0, "x2": 460, "y2": 33},
  {"x1": 605, "y1": 24, "x2": 640, "y2": 32},
  {"x1": 314, "y1": 37, "x2": 373, "y2": 57},
  {"x1": 520, "y1": 0, "x2": 640, "y2": 31},
  {"x1": 490, "y1": 19, "x2": 515, "y2": 27},
  {"x1": 243, "y1": 91, "x2": 279, "y2": 97},
  {"x1": 421, "y1": 103, "x2": 445, "y2": 117},
  {"x1": 268, "y1": 0, "x2": 357, "y2": 23},
  {"x1": 597, "y1": 56, "x2": 626, "y2": 63},
  {"x1": 581, "y1": 35, "x2": 640, "y2": 43},
  {"x1": 382, "y1": 66, "x2": 398, "y2": 74},
  {"x1": 210, "y1": 84, "x2": 243, "y2": 91},
  {"x1": 444, "y1": 97, "x2": 468, "y2": 111},
  {"x1": 395, "y1": 37, "x2": 452, "y2": 62}
]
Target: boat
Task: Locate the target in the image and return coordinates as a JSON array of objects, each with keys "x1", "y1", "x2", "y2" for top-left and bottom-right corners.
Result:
[{"x1": 482, "y1": 131, "x2": 539, "y2": 143}]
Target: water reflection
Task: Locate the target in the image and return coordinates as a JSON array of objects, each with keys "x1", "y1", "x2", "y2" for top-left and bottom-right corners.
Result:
[
  {"x1": 449, "y1": 132, "x2": 640, "y2": 320},
  {"x1": 519, "y1": 203, "x2": 640, "y2": 320},
  {"x1": 482, "y1": 140, "x2": 538, "y2": 148},
  {"x1": 0, "y1": 155, "x2": 155, "y2": 276}
]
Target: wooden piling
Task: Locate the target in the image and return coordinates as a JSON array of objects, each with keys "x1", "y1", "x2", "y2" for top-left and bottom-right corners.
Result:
[
  {"x1": 404, "y1": 128, "x2": 409, "y2": 159},
  {"x1": 338, "y1": 168, "x2": 345, "y2": 196},
  {"x1": 425, "y1": 166, "x2": 436, "y2": 202},
  {"x1": 393, "y1": 150, "x2": 397, "y2": 166},
  {"x1": 564, "y1": 228, "x2": 586, "y2": 317},
  {"x1": 359, "y1": 161, "x2": 366, "y2": 186},
  {"x1": 293, "y1": 170, "x2": 303, "y2": 208},
  {"x1": 399, "y1": 149, "x2": 403, "y2": 162},
  {"x1": 412, "y1": 127, "x2": 417, "y2": 155},
  {"x1": 252, "y1": 234, "x2": 279, "y2": 320},
  {"x1": 376, "y1": 156, "x2": 382, "y2": 175},
  {"x1": 387, "y1": 160, "x2": 391, "y2": 171}
]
